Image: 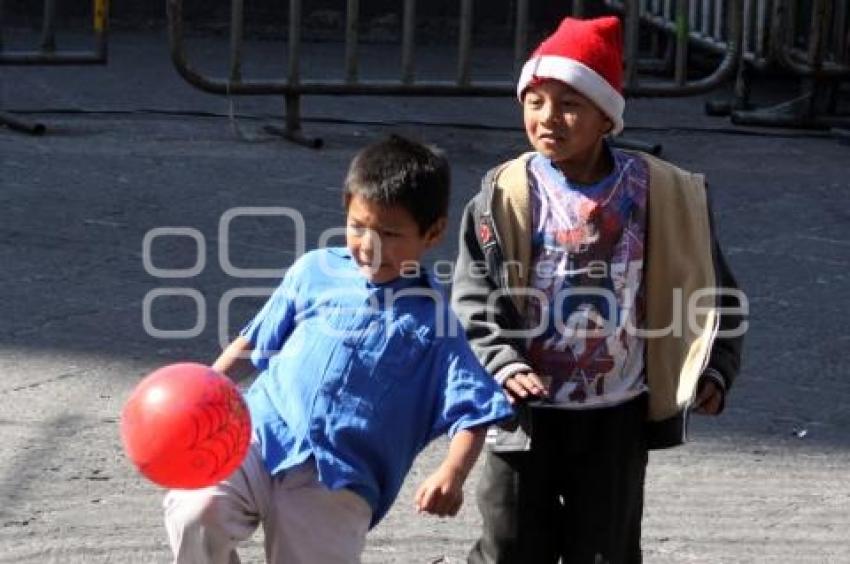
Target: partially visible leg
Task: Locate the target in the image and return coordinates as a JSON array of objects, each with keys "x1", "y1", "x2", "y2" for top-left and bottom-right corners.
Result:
[
  {"x1": 264, "y1": 461, "x2": 372, "y2": 564},
  {"x1": 468, "y1": 446, "x2": 562, "y2": 564},
  {"x1": 163, "y1": 443, "x2": 270, "y2": 564},
  {"x1": 559, "y1": 395, "x2": 648, "y2": 564}
]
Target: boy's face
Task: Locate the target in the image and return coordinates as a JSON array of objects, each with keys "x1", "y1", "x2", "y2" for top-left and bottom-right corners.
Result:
[
  {"x1": 522, "y1": 80, "x2": 612, "y2": 166},
  {"x1": 346, "y1": 194, "x2": 446, "y2": 284}
]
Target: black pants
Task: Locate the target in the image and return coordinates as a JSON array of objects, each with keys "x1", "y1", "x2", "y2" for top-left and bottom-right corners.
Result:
[{"x1": 468, "y1": 395, "x2": 649, "y2": 564}]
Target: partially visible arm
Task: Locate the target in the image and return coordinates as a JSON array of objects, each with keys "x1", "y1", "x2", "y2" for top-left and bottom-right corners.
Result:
[
  {"x1": 695, "y1": 200, "x2": 746, "y2": 415},
  {"x1": 438, "y1": 426, "x2": 486, "y2": 484},
  {"x1": 213, "y1": 255, "x2": 306, "y2": 383},
  {"x1": 414, "y1": 427, "x2": 486, "y2": 517},
  {"x1": 452, "y1": 200, "x2": 548, "y2": 403},
  {"x1": 212, "y1": 336, "x2": 256, "y2": 383},
  {"x1": 706, "y1": 236, "x2": 745, "y2": 390},
  {"x1": 452, "y1": 201, "x2": 537, "y2": 384}
]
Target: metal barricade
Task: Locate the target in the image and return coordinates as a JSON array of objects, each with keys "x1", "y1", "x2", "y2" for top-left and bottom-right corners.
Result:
[
  {"x1": 609, "y1": 0, "x2": 769, "y2": 67},
  {"x1": 731, "y1": 0, "x2": 850, "y2": 129},
  {"x1": 607, "y1": 0, "x2": 850, "y2": 129},
  {"x1": 167, "y1": 0, "x2": 744, "y2": 147},
  {"x1": 167, "y1": 0, "x2": 535, "y2": 147},
  {"x1": 0, "y1": 0, "x2": 110, "y2": 134},
  {"x1": 604, "y1": 0, "x2": 744, "y2": 96},
  {"x1": 767, "y1": 0, "x2": 850, "y2": 78}
]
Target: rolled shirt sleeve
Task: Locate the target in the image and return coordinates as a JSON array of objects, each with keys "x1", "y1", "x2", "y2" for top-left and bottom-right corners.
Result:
[{"x1": 429, "y1": 332, "x2": 514, "y2": 441}]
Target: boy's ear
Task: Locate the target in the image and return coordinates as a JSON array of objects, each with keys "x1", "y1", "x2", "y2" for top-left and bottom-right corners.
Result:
[{"x1": 424, "y1": 217, "x2": 448, "y2": 249}]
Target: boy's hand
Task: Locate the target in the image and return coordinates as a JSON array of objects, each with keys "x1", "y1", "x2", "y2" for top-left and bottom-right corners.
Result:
[
  {"x1": 414, "y1": 464, "x2": 464, "y2": 517},
  {"x1": 503, "y1": 372, "x2": 549, "y2": 404},
  {"x1": 415, "y1": 427, "x2": 484, "y2": 517},
  {"x1": 693, "y1": 375, "x2": 724, "y2": 415}
]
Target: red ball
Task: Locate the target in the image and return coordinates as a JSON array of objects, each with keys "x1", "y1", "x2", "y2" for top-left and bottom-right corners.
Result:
[{"x1": 120, "y1": 363, "x2": 252, "y2": 489}]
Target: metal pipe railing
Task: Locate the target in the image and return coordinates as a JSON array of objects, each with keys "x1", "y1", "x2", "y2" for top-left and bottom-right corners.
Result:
[
  {"x1": 714, "y1": 0, "x2": 723, "y2": 39},
  {"x1": 674, "y1": 0, "x2": 690, "y2": 85},
  {"x1": 622, "y1": 0, "x2": 744, "y2": 96},
  {"x1": 40, "y1": 0, "x2": 57, "y2": 52},
  {"x1": 287, "y1": 0, "x2": 302, "y2": 86},
  {"x1": 755, "y1": 0, "x2": 768, "y2": 60},
  {"x1": 728, "y1": 0, "x2": 850, "y2": 129},
  {"x1": 574, "y1": 0, "x2": 587, "y2": 18},
  {"x1": 457, "y1": 0, "x2": 474, "y2": 86},
  {"x1": 165, "y1": 0, "x2": 751, "y2": 142},
  {"x1": 0, "y1": 0, "x2": 5, "y2": 51},
  {"x1": 623, "y1": 0, "x2": 640, "y2": 89},
  {"x1": 0, "y1": 0, "x2": 108, "y2": 65},
  {"x1": 228, "y1": 0, "x2": 244, "y2": 82},
  {"x1": 167, "y1": 0, "x2": 515, "y2": 98},
  {"x1": 834, "y1": 0, "x2": 848, "y2": 62},
  {"x1": 0, "y1": 111, "x2": 46, "y2": 135},
  {"x1": 769, "y1": 0, "x2": 850, "y2": 77},
  {"x1": 1, "y1": 0, "x2": 108, "y2": 134},
  {"x1": 401, "y1": 0, "x2": 416, "y2": 84},
  {"x1": 614, "y1": 0, "x2": 779, "y2": 68},
  {"x1": 344, "y1": 0, "x2": 358, "y2": 83},
  {"x1": 512, "y1": 0, "x2": 529, "y2": 75}
]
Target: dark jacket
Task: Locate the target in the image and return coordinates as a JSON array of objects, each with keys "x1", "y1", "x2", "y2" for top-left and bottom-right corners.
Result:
[{"x1": 451, "y1": 151, "x2": 745, "y2": 450}]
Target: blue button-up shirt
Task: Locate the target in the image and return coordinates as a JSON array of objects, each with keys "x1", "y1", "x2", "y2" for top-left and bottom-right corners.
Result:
[{"x1": 241, "y1": 248, "x2": 513, "y2": 526}]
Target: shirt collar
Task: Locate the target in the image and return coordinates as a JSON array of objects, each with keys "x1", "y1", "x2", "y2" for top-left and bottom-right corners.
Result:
[
  {"x1": 541, "y1": 141, "x2": 619, "y2": 190},
  {"x1": 334, "y1": 247, "x2": 433, "y2": 291}
]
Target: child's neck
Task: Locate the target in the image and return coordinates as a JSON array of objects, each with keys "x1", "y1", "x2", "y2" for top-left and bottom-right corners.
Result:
[{"x1": 552, "y1": 141, "x2": 613, "y2": 185}]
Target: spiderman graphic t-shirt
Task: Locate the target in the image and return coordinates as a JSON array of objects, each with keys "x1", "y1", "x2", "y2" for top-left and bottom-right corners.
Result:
[{"x1": 526, "y1": 148, "x2": 649, "y2": 408}]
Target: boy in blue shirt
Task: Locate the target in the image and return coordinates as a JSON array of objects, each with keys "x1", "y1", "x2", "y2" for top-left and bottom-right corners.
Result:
[{"x1": 164, "y1": 135, "x2": 513, "y2": 563}]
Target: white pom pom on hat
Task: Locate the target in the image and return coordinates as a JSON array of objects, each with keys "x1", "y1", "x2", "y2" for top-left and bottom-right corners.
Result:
[{"x1": 517, "y1": 16, "x2": 625, "y2": 135}]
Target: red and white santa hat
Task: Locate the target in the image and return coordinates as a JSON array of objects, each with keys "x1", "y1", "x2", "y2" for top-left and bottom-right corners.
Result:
[{"x1": 517, "y1": 16, "x2": 625, "y2": 135}]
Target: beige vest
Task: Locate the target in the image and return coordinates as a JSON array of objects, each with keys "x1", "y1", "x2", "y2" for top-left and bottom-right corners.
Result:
[{"x1": 489, "y1": 152, "x2": 718, "y2": 421}]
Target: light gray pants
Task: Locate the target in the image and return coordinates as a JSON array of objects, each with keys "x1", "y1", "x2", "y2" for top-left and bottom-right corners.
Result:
[{"x1": 163, "y1": 444, "x2": 372, "y2": 564}]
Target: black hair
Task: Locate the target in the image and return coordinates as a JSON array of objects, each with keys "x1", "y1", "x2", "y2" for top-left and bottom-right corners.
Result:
[{"x1": 343, "y1": 134, "x2": 450, "y2": 234}]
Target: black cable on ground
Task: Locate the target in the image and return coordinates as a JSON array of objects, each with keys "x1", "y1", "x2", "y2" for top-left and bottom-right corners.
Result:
[{"x1": 2, "y1": 106, "x2": 838, "y2": 140}]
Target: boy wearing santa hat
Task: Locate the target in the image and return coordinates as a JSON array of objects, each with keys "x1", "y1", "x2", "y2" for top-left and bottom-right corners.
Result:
[{"x1": 451, "y1": 16, "x2": 745, "y2": 563}]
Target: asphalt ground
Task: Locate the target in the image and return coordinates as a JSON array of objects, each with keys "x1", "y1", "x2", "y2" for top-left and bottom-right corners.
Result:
[{"x1": 1, "y1": 30, "x2": 849, "y2": 563}]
